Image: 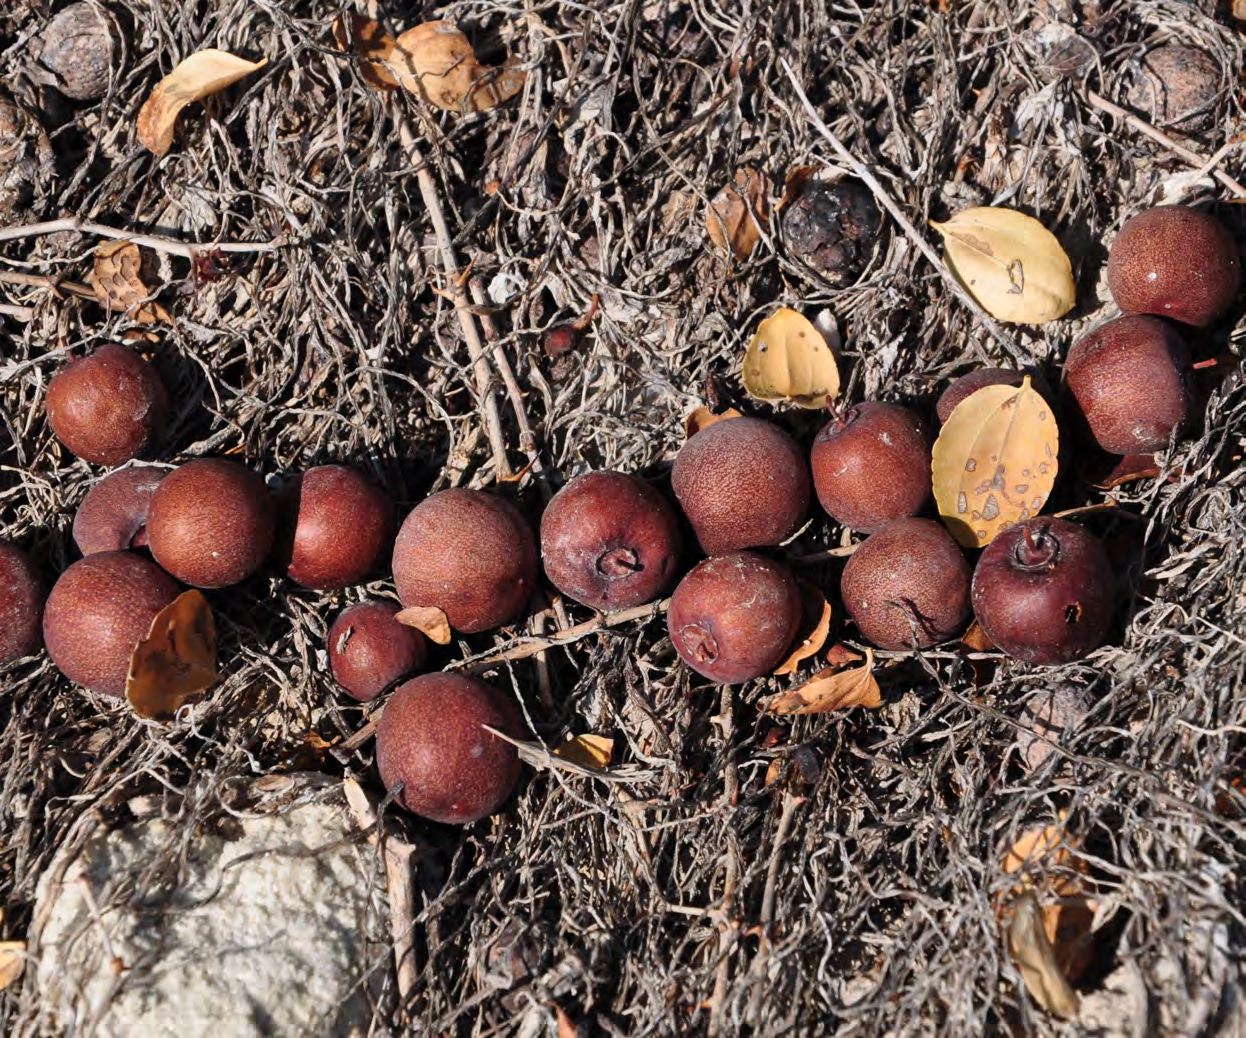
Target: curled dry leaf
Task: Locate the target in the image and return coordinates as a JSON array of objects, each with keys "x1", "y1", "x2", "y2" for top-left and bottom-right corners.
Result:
[
  {"x1": 683, "y1": 405, "x2": 743, "y2": 439},
  {"x1": 89, "y1": 241, "x2": 169, "y2": 324},
  {"x1": 395, "y1": 605, "x2": 452, "y2": 645},
  {"x1": 765, "y1": 647, "x2": 881, "y2": 715},
  {"x1": 331, "y1": 13, "x2": 399, "y2": 90},
  {"x1": 931, "y1": 207, "x2": 1075, "y2": 324},
  {"x1": 137, "y1": 49, "x2": 266, "y2": 157},
  {"x1": 391, "y1": 22, "x2": 525, "y2": 113},
  {"x1": 0, "y1": 941, "x2": 23, "y2": 993},
  {"x1": 932, "y1": 376, "x2": 1059, "y2": 548},
  {"x1": 742, "y1": 308, "x2": 841, "y2": 409},
  {"x1": 960, "y1": 620, "x2": 996, "y2": 653},
  {"x1": 1008, "y1": 891, "x2": 1080, "y2": 1018},
  {"x1": 125, "y1": 590, "x2": 219, "y2": 720},
  {"x1": 706, "y1": 167, "x2": 769, "y2": 260},
  {"x1": 773, "y1": 582, "x2": 832, "y2": 676},
  {"x1": 552, "y1": 734, "x2": 614, "y2": 770}
]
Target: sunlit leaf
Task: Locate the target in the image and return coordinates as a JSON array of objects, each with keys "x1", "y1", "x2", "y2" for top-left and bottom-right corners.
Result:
[
  {"x1": 765, "y1": 648, "x2": 881, "y2": 715},
  {"x1": 742, "y1": 308, "x2": 841, "y2": 409},
  {"x1": 683, "y1": 405, "x2": 743, "y2": 439},
  {"x1": 137, "y1": 49, "x2": 266, "y2": 157},
  {"x1": 89, "y1": 242, "x2": 169, "y2": 324},
  {"x1": 0, "y1": 942, "x2": 23, "y2": 993},
  {"x1": 1008, "y1": 891, "x2": 1081, "y2": 1018},
  {"x1": 395, "y1": 604, "x2": 452, "y2": 645},
  {"x1": 773, "y1": 582, "x2": 832, "y2": 676},
  {"x1": 706, "y1": 167, "x2": 769, "y2": 260},
  {"x1": 552, "y1": 734, "x2": 614, "y2": 770},
  {"x1": 331, "y1": 12, "x2": 400, "y2": 90},
  {"x1": 391, "y1": 22, "x2": 525, "y2": 113},
  {"x1": 125, "y1": 590, "x2": 219, "y2": 720}
]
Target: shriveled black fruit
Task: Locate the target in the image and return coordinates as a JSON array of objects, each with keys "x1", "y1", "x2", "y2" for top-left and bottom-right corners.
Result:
[{"x1": 782, "y1": 179, "x2": 882, "y2": 285}]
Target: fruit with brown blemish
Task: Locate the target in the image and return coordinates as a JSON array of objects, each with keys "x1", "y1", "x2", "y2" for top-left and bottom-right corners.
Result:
[
  {"x1": 392, "y1": 488, "x2": 537, "y2": 634},
  {"x1": 840, "y1": 518, "x2": 971, "y2": 650},
  {"x1": 0, "y1": 540, "x2": 45, "y2": 664},
  {"x1": 1106, "y1": 206, "x2": 1240, "y2": 327},
  {"x1": 46, "y1": 344, "x2": 167, "y2": 466},
  {"x1": 936, "y1": 368, "x2": 1024, "y2": 424},
  {"x1": 1125, "y1": 45, "x2": 1221, "y2": 133},
  {"x1": 971, "y1": 518, "x2": 1114, "y2": 665},
  {"x1": 1064, "y1": 315, "x2": 1191, "y2": 455},
  {"x1": 375, "y1": 672, "x2": 523, "y2": 824},
  {"x1": 667, "y1": 551, "x2": 802, "y2": 684},
  {"x1": 328, "y1": 600, "x2": 427, "y2": 702},
  {"x1": 672, "y1": 417, "x2": 810, "y2": 555},
  {"x1": 540, "y1": 470, "x2": 682, "y2": 611},
  {"x1": 811, "y1": 402, "x2": 933, "y2": 533},
  {"x1": 42, "y1": 551, "x2": 181, "y2": 695},
  {"x1": 147, "y1": 458, "x2": 276, "y2": 588},
  {"x1": 73, "y1": 465, "x2": 165, "y2": 555}
]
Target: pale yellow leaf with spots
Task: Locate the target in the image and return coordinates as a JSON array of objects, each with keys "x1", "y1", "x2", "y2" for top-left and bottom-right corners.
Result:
[
  {"x1": 741, "y1": 308, "x2": 840, "y2": 409},
  {"x1": 932, "y1": 376, "x2": 1058, "y2": 548}
]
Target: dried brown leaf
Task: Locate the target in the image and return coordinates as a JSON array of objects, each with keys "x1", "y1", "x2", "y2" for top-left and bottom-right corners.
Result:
[
  {"x1": 391, "y1": 22, "x2": 525, "y2": 113},
  {"x1": 960, "y1": 620, "x2": 996, "y2": 653},
  {"x1": 0, "y1": 942, "x2": 23, "y2": 993},
  {"x1": 742, "y1": 308, "x2": 841, "y2": 409},
  {"x1": 395, "y1": 605, "x2": 452, "y2": 645},
  {"x1": 89, "y1": 241, "x2": 168, "y2": 323},
  {"x1": 137, "y1": 49, "x2": 266, "y2": 157},
  {"x1": 683, "y1": 405, "x2": 743, "y2": 439},
  {"x1": 125, "y1": 590, "x2": 219, "y2": 720},
  {"x1": 331, "y1": 13, "x2": 400, "y2": 90},
  {"x1": 552, "y1": 734, "x2": 614, "y2": 770},
  {"x1": 825, "y1": 643, "x2": 863, "y2": 668},
  {"x1": 773, "y1": 582, "x2": 832, "y2": 676},
  {"x1": 765, "y1": 648, "x2": 881, "y2": 715},
  {"x1": 1008, "y1": 892, "x2": 1080, "y2": 1018},
  {"x1": 706, "y1": 167, "x2": 769, "y2": 260}
]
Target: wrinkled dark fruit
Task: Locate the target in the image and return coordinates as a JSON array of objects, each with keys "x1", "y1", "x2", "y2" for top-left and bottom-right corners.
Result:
[
  {"x1": 971, "y1": 518, "x2": 1115, "y2": 665},
  {"x1": 1064, "y1": 315, "x2": 1191, "y2": 455},
  {"x1": 0, "y1": 540, "x2": 44, "y2": 664},
  {"x1": 667, "y1": 551, "x2": 801, "y2": 684},
  {"x1": 34, "y1": 1, "x2": 120, "y2": 101},
  {"x1": 541, "y1": 470, "x2": 682, "y2": 611},
  {"x1": 840, "y1": 518, "x2": 972, "y2": 651},
  {"x1": 672, "y1": 417, "x2": 810, "y2": 555},
  {"x1": 936, "y1": 368, "x2": 1024, "y2": 424},
  {"x1": 46, "y1": 344, "x2": 167, "y2": 466},
  {"x1": 147, "y1": 459, "x2": 275, "y2": 588},
  {"x1": 1107, "y1": 206, "x2": 1240, "y2": 327},
  {"x1": 811, "y1": 402, "x2": 933, "y2": 533},
  {"x1": 42, "y1": 551, "x2": 181, "y2": 696},
  {"x1": 392, "y1": 489, "x2": 537, "y2": 634},
  {"x1": 328, "y1": 600, "x2": 427, "y2": 703},
  {"x1": 782, "y1": 179, "x2": 882, "y2": 285},
  {"x1": 73, "y1": 465, "x2": 165, "y2": 555},
  {"x1": 1125, "y1": 45, "x2": 1221, "y2": 132},
  {"x1": 274, "y1": 465, "x2": 395, "y2": 590},
  {"x1": 375, "y1": 672, "x2": 523, "y2": 824}
]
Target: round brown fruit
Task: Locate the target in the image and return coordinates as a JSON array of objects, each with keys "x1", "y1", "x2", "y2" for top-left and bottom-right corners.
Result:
[
  {"x1": 672, "y1": 417, "x2": 810, "y2": 555},
  {"x1": 328, "y1": 600, "x2": 427, "y2": 703},
  {"x1": 392, "y1": 489, "x2": 537, "y2": 634},
  {"x1": 375, "y1": 672, "x2": 522, "y2": 824},
  {"x1": 840, "y1": 518, "x2": 971, "y2": 651},
  {"x1": 274, "y1": 465, "x2": 394, "y2": 590},
  {"x1": 0, "y1": 540, "x2": 44, "y2": 664},
  {"x1": 46, "y1": 344, "x2": 167, "y2": 466},
  {"x1": 1125, "y1": 45, "x2": 1221, "y2": 133},
  {"x1": 33, "y1": 1, "x2": 121, "y2": 101},
  {"x1": 73, "y1": 465, "x2": 165, "y2": 555},
  {"x1": 147, "y1": 459, "x2": 275, "y2": 588},
  {"x1": 971, "y1": 518, "x2": 1114, "y2": 665},
  {"x1": 541, "y1": 471, "x2": 682, "y2": 611},
  {"x1": 667, "y1": 551, "x2": 801, "y2": 684},
  {"x1": 1064, "y1": 315, "x2": 1191, "y2": 455},
  {"x1": 811, "y1": 402, "x2": 932, "y2": 533},
  {"x1": 782, "y1": 178, "x2": 882, "y2": 285},
  {"x1": 936, "y1": 368, "x2": 1023, "y2": 424},
  {"x1": 1106, "y1": 206, "x2": 1240, "y2": 327},
  {"x1": 43, "y1": 551, "x2": 181, "y2": 695}
]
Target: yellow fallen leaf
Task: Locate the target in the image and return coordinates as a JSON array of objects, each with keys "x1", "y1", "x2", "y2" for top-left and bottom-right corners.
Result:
[
  {"x1": 331, "y1": 13, "x2": 400, "y2": 90},
  {"x1": 138, "y1": 49, "x2": 266, "y2": 157},
  {"x1": 683, "y1": 405, "x2": 742, "y2": 439},
  {"x1": 395, "y1": 605, "x2": 452, "y2": 645},
  {"x1": 552, "y1": 734, "x2": 614, "y2": 770},
  {"x1": 706, "y1": 168, "x2": 769, "y2": 260},
  {"x1": 765, "y1": 648, "x2": 880, "y2": 715},
  {"x1": 932, "y1": 376, "x2": 1058, "y2": 548},
  {"x1": 0, "y1": 941, "x2": 23, "y2": 992},
  {"x1": 126, "y1": 590, "x2": 219, "y2": 720},
  {"x1": 742, "y1": 308, "x2": 841, "y2": 409},
  {"x1": 89, "y1": 241, "x2": 169, "y2": 324},
  {"x1": 391, "y1": 22, "x2": 525, "y2": 113},
  {"x1": 773, "y1": 582, "x2": 832, "y2": 676},
  {"x1": 931, "y1": 207, "x2": 1075, "y2": 324}
]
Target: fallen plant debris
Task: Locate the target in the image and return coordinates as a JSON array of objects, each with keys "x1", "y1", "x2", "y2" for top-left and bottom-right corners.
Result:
[
  {"x1": 764, "y1": 647, "x2": 881, "y2": 715},
  {"x1": 706, "y1": 167, "x2": 769, "y2": 260},
  {"x1": 137, "y1": 48, "x2": 266, "y2": 157}
]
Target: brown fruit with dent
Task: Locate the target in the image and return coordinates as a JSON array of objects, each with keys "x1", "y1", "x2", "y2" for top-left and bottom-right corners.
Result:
[
  {"x1": 392, "y1": 489, "x2": 537, "y2": 634},
  {"x1": 375, "y1": 672, "x2": 522, "y2": 824},
  {"x1": 1126, "y1": 45, "x2": 1220, "y2": 133},
  {"x1": 274, "y1": 465, "x2": 395, "y2": 590},
  {"x1": 34, "y1": 2, "x2": 121, "y2": 101},
  {"x1": 73, "y1": 465, "x2": 165, "y2": 555},
  {"x1": 1064, "y1": 315, "x2": 1191, "y2": 454},
  {"x1": 46, "y1": 344, "x2": 167, "y2": 465},
  {"x1": 147, "y1": 459, "x2": 275, "y2": 588},
  {"x1": 328, "y1": 600, "x2": 427, "y2": 702},
  {"x1": 541, "y1": 471, "x2": 681, "y2": 611},
  {"x1": 672, "y1": 417, "x2": 810, "y2": 555},
  {"x1": 840, "y1": 518, "x2": 971, "y2": 651},
  {"x1": 42, "y1": 551, "x2": 180, "y2": 695},
  {"x1": 667, "y1": 551, "x2": 801, "y2": 684},
  {"x1": 936, "y1": 369, "x2": 1024, "y2": 424},
  {"x1": 811, "y1": 402, "x2": 932, "y2": 533},
  {"x1": 0, "y1": 540, "x2": 44, "y2": 664},
  {"x1": 1107, "y1": 206, "x2": 1240, "y2": 327}
]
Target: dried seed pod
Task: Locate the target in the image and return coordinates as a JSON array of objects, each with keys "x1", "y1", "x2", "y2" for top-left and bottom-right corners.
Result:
[
  {"x1": 1125, "y1": 45, "x2": 1221, "y2": 133},
  {"x1": 33, "y1": 2, "x2": 122, "y2": 101}
]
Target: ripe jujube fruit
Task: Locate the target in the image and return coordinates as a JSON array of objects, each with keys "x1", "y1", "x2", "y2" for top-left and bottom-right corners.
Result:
[
  {"x1": 840, "y1": 518, "x2": 971, "y2": 650},
  {"x1": 375, "y1": 672, "x2": 523, "y2": 824},
  {"x1": 1064, "y1": 315, "x2": 1191, "y2": 455},
  {"x1": 0, "y1": 540, "x2": 44, "y2": 664},
  {"x1": 328, "y1": 600, "x2": 427, "y2": 702},
  {"x1": 392, "y1": 489, "x2": 537, "y2": 634},
  {"x1": 971, "y1": 518, "x2": 1114, "y2": 665},
  {"x1": 672, "y1": 417, "x2": 810, "y2": 556},
  {"x1": 667, "y1": 551, "x2": 801, "y2": 684},
  {"x1": 540, "y1": 471, "x2": 681, "y2": 611},
  {"x1": 73, "y1": 465, "x2": 165, "y2": 555},
  {"x1": 811, "y1": 402, "x2": 932, "y2": 533},
  {"x1": 936, "y1": 368, "x2": 1024, "y2": 424}
]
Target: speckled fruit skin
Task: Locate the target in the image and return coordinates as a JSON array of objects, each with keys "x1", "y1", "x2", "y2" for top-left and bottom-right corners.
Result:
[
  {"x1": 375, "y1": 672, "x2": 522, "y2": 824},
  {"x1": 971, "y1": 518, "x2": 1115, "y2": 665},
  {"x1": 392, "y1": 489, "x2": 537, "y2": 634},
  {"x1": 274, "y1": 465, "x2": 395, "y2": 590},
  {"x1": 42, "y1": 551, "x2": 181, "y2": 695},
  {"x1": 667, "y1": 551, "x2": 801, "y2": 684},
  {"x1": 541, "y1": 471, "x2": 682, "y2": 611},
  {"x1": 45, "y1": 344, "x2": 167, "y2": 466},
  {"x1": 811, "y1": 402, "x2": 933, "y2": 533},
  {"x1": 1107, "y1": 206, "x2": 1240, "y2": 327},
  {"x1": 328, "y1": 600, "x2": 427, "y2": 702},
  {"x1": 1064, "y1": 315, "x2": 1191, "y2": 455},
  {"x1": 840, "y1": 518, "x2": 971, "y2": 651},
  {"x1": 147, "y1": 459, "x2": 275, "y2": 588},
  {"x1": 0, "y1": 540, "x2": 44, "y2": 664},
  {"x1": 672, "y1": 417, "x2": 810, "y2": 556},
  {"x1": 73, "y1": 465, "x2": 166, "y2": 555},
  {"x1": 936, "y1": 369, "x2": 1024, "y2": 424}
]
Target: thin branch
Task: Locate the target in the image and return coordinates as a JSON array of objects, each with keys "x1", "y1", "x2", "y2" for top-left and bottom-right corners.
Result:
[{"x1": 0, "y1": 217, "x2": 282, "y2": 259}]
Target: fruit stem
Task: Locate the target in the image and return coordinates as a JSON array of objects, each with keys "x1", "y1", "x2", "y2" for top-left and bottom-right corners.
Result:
[{"x1": 1013, "y1": 523, "x2": 1060, "y2": 571}]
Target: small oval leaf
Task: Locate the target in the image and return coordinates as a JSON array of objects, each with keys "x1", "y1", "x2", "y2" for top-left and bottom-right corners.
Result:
[{"x1": 742, "y1": 308, "x2": 841, "y2": 409}]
